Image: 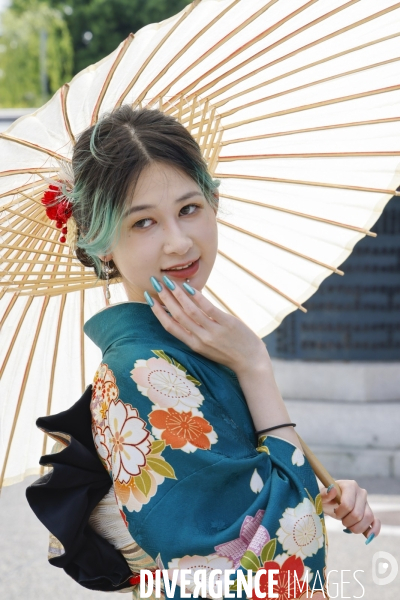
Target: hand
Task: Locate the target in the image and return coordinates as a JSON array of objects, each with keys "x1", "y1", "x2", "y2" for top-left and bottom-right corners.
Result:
[
  {"x1": 319, "y1": 480, "x2": 381, "y2": 540},
  {"x1": 146, "y1": 277, "x2": 268, "y2": 374}
]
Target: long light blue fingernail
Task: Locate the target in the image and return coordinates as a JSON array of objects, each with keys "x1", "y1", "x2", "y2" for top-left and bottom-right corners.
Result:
[
  {"x1": 144, "y1": 291, "x2": 154, "y2": 307},
  {"x1": 365, "y1": 532, "x2": 375, "y2": 545},
  {"x1": 327, "y1": 484, "x2": 335, "y2": 493},
  {"x1": 343, "y1": 528, "x2": 352, "y2": 534},
  {"x1": 150, "y1": 276, "x2": 162, "y2": 293},
  {"x1": 182, "y1": 282, "x2": 195, "y2": 295},
  {"x1": 162, "y1": 275, "x2": 175, "y2": 290}
]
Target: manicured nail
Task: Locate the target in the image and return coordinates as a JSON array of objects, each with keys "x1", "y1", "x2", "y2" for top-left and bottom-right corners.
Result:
[
  {"x1": 343, "y1": 528, "x2": 352, "y2": 534},
  {"x1": 150, "y1": 276, "x2": 162, "y2": 293},
  {"x1": 144, "y1": 291, "x2": 154, "y2": 307},
  {"x1": 327, "y1": 484, "x2": 335, "y2": 493},
  {"x1": 182, "y1": 282, "x2": 195, "y2": 295},
  {"x1": 162, "y1": 275, "x2": 176, "y2": 290},
  {"x1": 365, "y1": 532, "x2": 375, "y2": 545}
]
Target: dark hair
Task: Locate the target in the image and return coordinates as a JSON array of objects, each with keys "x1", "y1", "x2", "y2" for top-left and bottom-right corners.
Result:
[{"x1": 68, "y1": 105, "x2": 220, "y2": 280}]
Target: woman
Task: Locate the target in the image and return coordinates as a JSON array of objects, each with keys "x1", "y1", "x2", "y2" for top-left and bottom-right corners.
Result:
[{"x1": 26, "y1": 106, "x2": 380, "y2": 600}]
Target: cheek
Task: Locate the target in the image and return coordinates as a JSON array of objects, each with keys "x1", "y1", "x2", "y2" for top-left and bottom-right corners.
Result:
[
  {"x1": 115, "y1": 233, "x2": 160, "y2": 276},
  {"x1": 200, "y1": 214, "x2": 218, "y2": 256},
  {"x1": 110, "y1": 235, "x2": 138, "y2": 275}
]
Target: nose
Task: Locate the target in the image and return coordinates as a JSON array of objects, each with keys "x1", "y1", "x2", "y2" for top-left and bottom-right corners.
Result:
[{"x1": 162, "y1": 219, "x2": 193, "y2": 256}]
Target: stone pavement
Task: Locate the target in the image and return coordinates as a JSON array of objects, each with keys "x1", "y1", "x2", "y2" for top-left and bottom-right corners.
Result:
[{"x1": 0, "y1": 476, "x2": 399, "y2": 599}]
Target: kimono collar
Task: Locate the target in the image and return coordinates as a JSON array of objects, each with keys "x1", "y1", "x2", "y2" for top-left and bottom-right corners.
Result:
[{"x1": 83, "y1": 301, "x2": 171, "y2": 354}]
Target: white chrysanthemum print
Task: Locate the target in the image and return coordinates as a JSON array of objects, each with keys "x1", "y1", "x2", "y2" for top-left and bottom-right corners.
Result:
[
  {"x1": 103, "y1": 400, "x2": 151, "y2": 484},
  {"x1": 277, "y1": 498, "x2": 324, "y2": 559},
  {"x1": 167, "y1": 554, "x2": 234, "y2": 600},
  {"x1": 93, "y1": 426, "x2": 111, "y2": 470},
  {"x1": 292, "y1": 447, "x2": 305, "y2": 466},
  {"x1": 130, "y1": 356, "x2": 204, "y2": 411},
  {"x1": 250, "y1": 468, "x2": 264, "y2": 493}
]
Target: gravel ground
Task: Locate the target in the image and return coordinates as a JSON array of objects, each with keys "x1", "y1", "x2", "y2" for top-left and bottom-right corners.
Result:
[{"x1": 0, "y1": 476, "x2": 399, "y2": 600}]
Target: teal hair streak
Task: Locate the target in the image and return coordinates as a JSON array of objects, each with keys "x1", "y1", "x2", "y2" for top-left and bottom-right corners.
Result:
[
  {"x1": 63, "y1": 119, "x2": 132, "y2": 280},
  {"x1": 67, "y1": 179, "x2": 126, "y2": 281},
  {"x1": 193, "y1": 164, "x2": 221, "y2": 208}
]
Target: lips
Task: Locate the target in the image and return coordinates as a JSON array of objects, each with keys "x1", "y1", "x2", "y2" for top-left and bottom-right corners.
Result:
[
  {"x1": 161, "y1": 258, "x2": 200, "y2": 278},
  {"x1": 163, "y1": 259, "x2": 195, "y2": 271}
]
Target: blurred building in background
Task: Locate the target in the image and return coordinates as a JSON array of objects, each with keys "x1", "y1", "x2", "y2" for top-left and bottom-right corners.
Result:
[
  {"x1": 265, "y1": 198, "x2": 400, "y2": 481},
  {"x1": 0, "y1": 108, "x2": 33, "y2": 131}
]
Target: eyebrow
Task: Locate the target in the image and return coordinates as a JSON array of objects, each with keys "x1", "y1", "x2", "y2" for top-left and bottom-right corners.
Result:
[{"x1": 123, "y1": 191, "x2": 203, "y2": 219}]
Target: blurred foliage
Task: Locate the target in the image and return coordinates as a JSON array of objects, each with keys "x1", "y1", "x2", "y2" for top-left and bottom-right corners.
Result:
[
  {"x1": 0, "y1": 1, "x2": 73, "y2": 107},
  {"x1": 9, "y1": 0, "x2": 192, "y2": 76},
  {"x1": 0, "y1": 0, "x2": 192, "y2": 106}
]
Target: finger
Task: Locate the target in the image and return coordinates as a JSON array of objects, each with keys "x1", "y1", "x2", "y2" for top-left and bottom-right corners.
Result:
[
  {"x1": 333, "y1": 480, "x2": 357, "y2": 521},
  {"x1": 178, "y1": 282, "x2": 232, "y2": 325},
  {"x1": 320, "y1": 484, "x2": 339, "y2": 502},
  {"x1": 155, "y1": 283, "x2": 210, "y2": 335},
  {"x1": 160, "y1": 280, "x2": 216, "y2": 330},
  {"x1": 365, "y1": 516, "x2": 382, "y2": 542},
  {"x1": 148, "y1": 294, "x2": 199, "y2": 346},
  {"x1": 342, "y1": 495, "x2": 373, "y2": 534}
]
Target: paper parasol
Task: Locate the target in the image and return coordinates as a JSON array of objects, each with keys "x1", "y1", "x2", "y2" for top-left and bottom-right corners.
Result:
[{"x1": 1, "y1": 0, "x2": 400, "y2": 497}]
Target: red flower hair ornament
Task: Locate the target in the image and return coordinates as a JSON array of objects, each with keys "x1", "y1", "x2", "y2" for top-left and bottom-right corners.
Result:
[{"x1": 40, "y1": 167, "x2": 78, "y2": 250}]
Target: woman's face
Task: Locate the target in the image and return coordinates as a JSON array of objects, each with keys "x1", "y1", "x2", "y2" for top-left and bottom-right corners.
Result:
[{"x1": 101, "y1": 161, "x2": 219, "y2": 302}]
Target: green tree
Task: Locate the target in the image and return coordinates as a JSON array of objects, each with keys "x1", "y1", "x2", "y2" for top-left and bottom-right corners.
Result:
[
  {"x1": 0, "y1": 2, "x2": 73, "y2": 107},
  {"x1": 46, "y1": 0, "x2": 193, "y2": 75}
]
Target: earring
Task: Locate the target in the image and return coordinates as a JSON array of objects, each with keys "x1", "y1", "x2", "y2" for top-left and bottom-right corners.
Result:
[
  {"x1": 186, "y1": 278, "x2": 190, "y2": 283},
  {"x1": 104, "y1": 260, "x2": 111, "y2": 300}
]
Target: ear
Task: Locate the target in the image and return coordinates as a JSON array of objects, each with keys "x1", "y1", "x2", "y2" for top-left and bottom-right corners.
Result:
[
  {"x1": 212, "y1": 190, "x2": 219, "y2": 214},
  {"x1": 99, "y1": 253, "x2": 113, "y2": 263}
]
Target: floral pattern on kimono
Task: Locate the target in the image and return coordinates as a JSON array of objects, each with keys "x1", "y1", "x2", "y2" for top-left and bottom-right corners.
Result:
[
  {"x1": 90, "y1": 350, "x2": 218, "y2": 512},
  {"x1": 81, "y1": 301, "x2": 329, "y2": 599},
  {"x1": 161, "y1": 485, "x2": 329, "y2": 599}
]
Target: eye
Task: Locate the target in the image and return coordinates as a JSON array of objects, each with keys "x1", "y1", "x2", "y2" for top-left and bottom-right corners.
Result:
[
  {"x1": 131, "y1": 203, "x2": 200, "y2": 228},
  {"x1": 180, "y1": 203, "x2": 199, "y2": 216},
  {"x1": 132, "y1": 217, "x2": 154, "y2": 229}
]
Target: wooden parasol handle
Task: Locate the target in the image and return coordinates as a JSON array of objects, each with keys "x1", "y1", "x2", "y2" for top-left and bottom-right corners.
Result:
[{"x1": 297, "y1": 434, "x2": 372, "y2": 538}]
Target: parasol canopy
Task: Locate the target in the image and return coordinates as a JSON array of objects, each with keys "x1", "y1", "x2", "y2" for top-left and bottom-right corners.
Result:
[{"x1": 1, "y1": 0, "x2": 400, "y2": 487}]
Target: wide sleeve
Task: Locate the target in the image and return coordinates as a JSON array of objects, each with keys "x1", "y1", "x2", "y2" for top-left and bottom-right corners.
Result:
[{"x1": 90, "y1": 345, "x2": 328, "y2": 599}]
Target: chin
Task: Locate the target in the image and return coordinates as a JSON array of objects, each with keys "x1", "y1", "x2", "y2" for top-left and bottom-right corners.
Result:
[{"x1": 193, "y1": 269, "x2": 210, "y2": 290}]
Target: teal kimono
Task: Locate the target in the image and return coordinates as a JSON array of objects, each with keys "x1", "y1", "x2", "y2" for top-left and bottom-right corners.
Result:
[{"x1": 27, "y1": 301, "x2": 328, "y2": 599}]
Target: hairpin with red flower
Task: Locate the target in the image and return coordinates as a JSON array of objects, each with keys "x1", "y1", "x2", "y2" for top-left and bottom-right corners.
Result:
[
  {"x1": 41, "y1": 183, "x2": 73, "y2": 244},
  {"x1": 40, "y1": 162, "x2": 78, "y2": 250}
]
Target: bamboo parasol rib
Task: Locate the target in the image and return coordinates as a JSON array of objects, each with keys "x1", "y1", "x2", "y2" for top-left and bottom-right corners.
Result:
[
  {"x1": 170, "y1": 3, "x2": 400, "y2": 119},
  {"x1": 221, "y1": 115, "x2": 400, "y2": 147}
]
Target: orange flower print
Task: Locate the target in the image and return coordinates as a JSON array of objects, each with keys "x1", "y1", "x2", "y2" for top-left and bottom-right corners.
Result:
[{"x1": 148, "y1": 407, "x2": 218, "y2": 452}]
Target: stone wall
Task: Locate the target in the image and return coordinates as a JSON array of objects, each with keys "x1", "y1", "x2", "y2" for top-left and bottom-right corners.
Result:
[{"x1": 272, "y1": 359, "x2": 400, "y2": 479}]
